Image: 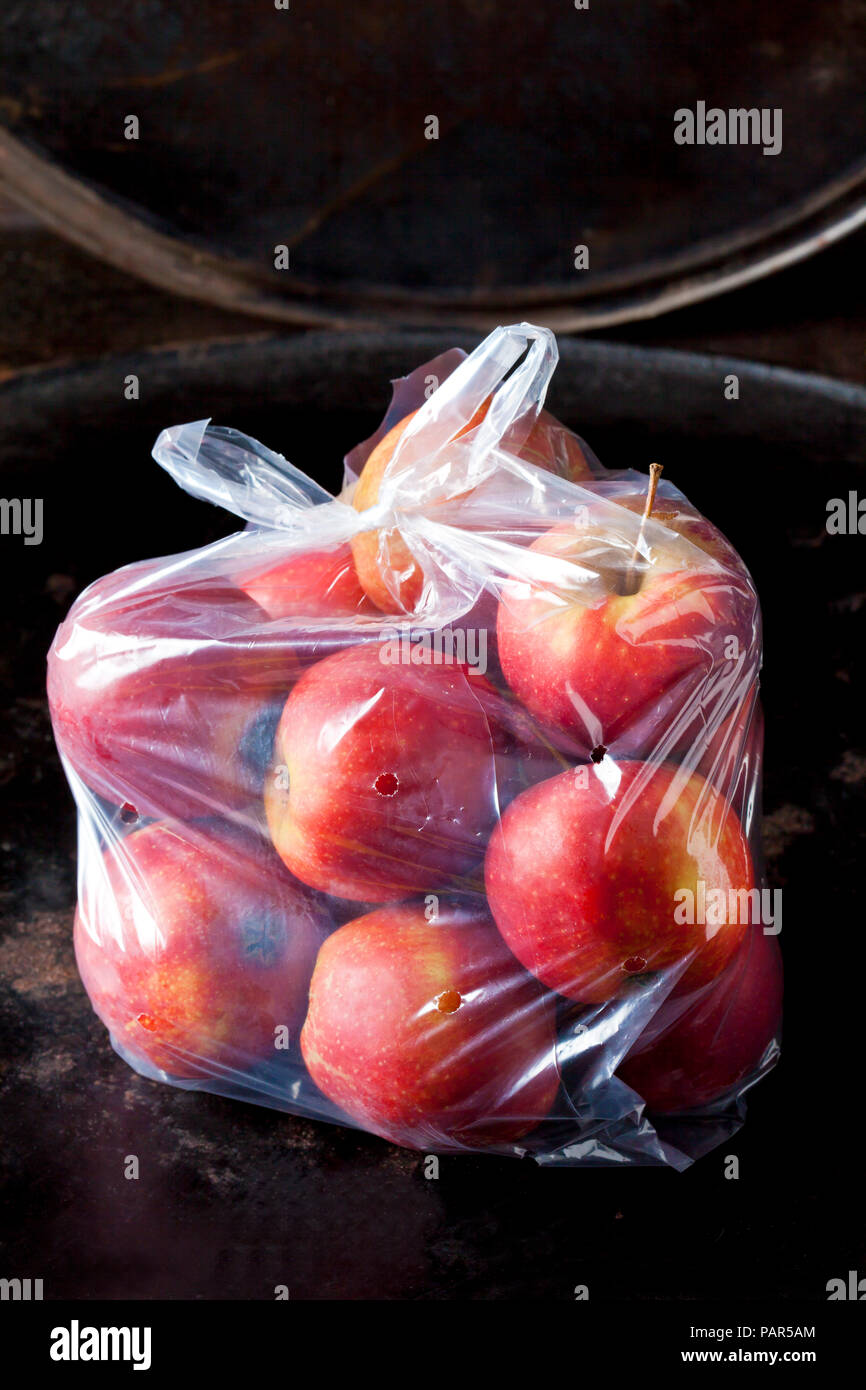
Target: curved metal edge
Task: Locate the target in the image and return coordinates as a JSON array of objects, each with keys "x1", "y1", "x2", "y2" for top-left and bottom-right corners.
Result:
[
  {"x1": 2, "y1": 331, "x2": 865, "y2": 471},
  {"x1": 3, "y1": 127, "x2": 866, "y2": 333}
]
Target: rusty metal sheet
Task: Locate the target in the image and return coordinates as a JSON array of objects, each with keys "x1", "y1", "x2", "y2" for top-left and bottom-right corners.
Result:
[{"x1": 1, "y1": 6, "x2": 866, "y2": 322}]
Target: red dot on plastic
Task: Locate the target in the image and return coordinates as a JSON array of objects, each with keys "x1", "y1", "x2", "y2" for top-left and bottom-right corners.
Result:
[
  {"x1": 374, "y1": 772, "x2": 399, "y2": 797},
  {"x1": 622, "y1": 956, "x2": 648, "y2": 974},
  {"x1": 436, "y1": 989, "x2": 462, "y2": 1014}
]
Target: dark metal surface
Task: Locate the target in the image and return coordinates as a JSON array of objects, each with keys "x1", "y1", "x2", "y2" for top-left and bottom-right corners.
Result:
[
  {"x1": 1, "y1": 333, "x2": 864, "y2": 1298},
  {"x1": 2, "y1": 3, "x2": 866, "y2": 327}
]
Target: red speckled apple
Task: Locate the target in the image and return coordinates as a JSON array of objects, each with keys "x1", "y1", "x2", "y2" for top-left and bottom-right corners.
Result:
[
  {"x1": 75, "y1": 819, "x2": 330, "y2": 1077},
  {"x1": 237, "y1": 543, "x2": 373, "y2": 621},
  {"x1": 351, "y1": 402, "x2": 592, "y2": 614},
  {"x1": 496, "y1": 490, "x2": 756, "y2": 759},
  {"x1": 485, "y1": 759, "x2": 751, "y2": 1004},
  {"x1": 265, "y1": 642, "x2": 516, "y2": 902},
  {"x1": 618, "y1": 925, "x2": 782, "y2": 1112},
  {"x1": 300, "y1": 899, "x2": 560, "y2": 1149},
  {"x1": 48, "y1": 559, "x2": 296, "y2": 821}
]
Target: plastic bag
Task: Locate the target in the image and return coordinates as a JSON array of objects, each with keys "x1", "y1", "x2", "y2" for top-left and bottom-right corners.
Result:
[{"x1": 47, "y1": 323, "x2": 781, "y2": 1168}]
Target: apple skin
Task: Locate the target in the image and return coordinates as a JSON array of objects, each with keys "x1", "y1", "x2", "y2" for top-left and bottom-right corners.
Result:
[
  {"x1": 237, "y1": 543, "x2": 373, "y2": 621},
  {"x1": 74, "y1": 820, "x2": 331, "y2": 1078},
  {"x1": 48, "y1": 559, "x2": 298, "y2": 821},
  {"x1": 618, "y1": 925, "x2": 782, "y2": 1113},
  {"x1": 300, "y1": 899, "x2": 560, "y2": 1149},
  {"x1": 265, "y1": 642, "x2": 519, "y2": 902},
  {"x1": 351, "y1": 403, "x2": 592, "y2": 614},
  {"x1": 485, "y1": 760, "x2": 752, "y2": 1005},
  {"x1": 496, "y1": 499, "x2": 757, "y2": 759}
]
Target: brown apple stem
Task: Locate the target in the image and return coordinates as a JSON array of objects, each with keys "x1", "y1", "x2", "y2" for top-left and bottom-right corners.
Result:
[{"x1": 623, "y1": 462, "x2": 663, "y2": 595}]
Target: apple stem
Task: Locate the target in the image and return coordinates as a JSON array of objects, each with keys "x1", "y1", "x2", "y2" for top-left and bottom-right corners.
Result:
[{"x1": 623, "y1": 462, "x2": 663, "y2": 595}]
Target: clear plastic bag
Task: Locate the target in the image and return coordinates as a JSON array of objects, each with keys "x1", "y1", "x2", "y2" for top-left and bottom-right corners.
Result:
[{"x1": 47, "y1": 323, "x2": 781, "y2": 1168}]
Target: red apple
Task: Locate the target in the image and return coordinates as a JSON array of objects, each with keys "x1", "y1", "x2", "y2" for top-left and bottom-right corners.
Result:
[
  {"x1": 75, "y1": 819, "x2": 331, "y2": 1077},
  {"x1": 300, "y1": 899, "x2": 560, "y2": 1149},
  {"x1": 236, "y1": 543, "x2": 373, "y2": 621},
  {"x1": 485, "y1": 759, "x2": 752, "y2": 1005},
  {"x1": 48, "y1": 559, "x2": 297, "y2": 821},
  {"x1": 618, "y1": 925, "x2": 782, "y2": 1112},
  {"x1": 351, "y1": 402, "x2": 592, "y2": 614},
  {"x1": 265, "y1": 642, "x2": 517, "y2": 902},
  {"x1": 496, "y1": 491, "x2": 757, "y2": 759}
]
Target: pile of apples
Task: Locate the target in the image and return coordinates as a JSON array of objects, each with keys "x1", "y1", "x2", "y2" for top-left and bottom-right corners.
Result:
[{"x1": 48, "y1": 383, "x2": 781, "y2": 1155}]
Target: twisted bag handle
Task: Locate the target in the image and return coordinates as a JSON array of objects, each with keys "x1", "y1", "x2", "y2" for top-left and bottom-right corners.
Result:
[
  {"x1": 152, "y1": 325, "x2": 559, "y2": 534},
  {"x1": 152, "y1": 419, "x2": 333, "y2": 530},
  {"x1": 375, "y1": 322, "x2": 558, "y2": 513}
]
